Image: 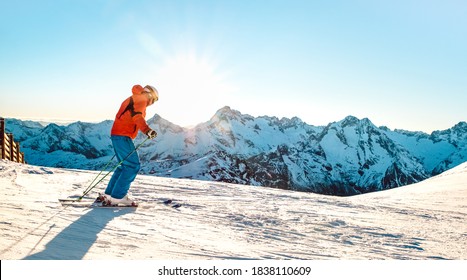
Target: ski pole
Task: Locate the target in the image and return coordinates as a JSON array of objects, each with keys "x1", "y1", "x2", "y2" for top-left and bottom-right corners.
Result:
[
  {"x1": 79, "y1": 137, "x2": 150, "y2": 200},
  {"x1": 81, "y1": 154, "x2": 116, "y2": 197}
]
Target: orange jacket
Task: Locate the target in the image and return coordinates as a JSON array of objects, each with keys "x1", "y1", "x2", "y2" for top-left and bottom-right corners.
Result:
[{"x1": 111, "y1": 85, "x2": 151, "y2": 139}]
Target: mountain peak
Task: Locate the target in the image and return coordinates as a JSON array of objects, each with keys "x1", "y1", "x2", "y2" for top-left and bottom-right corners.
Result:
[
  {"x1": 148, "y1": 114, "x2": 184, "y2": 133},
  {"x1": 432, "y1": 121, "x2": 466, "y2": 135},
  {"x1": 215, "y1": 106, "x2": 238, "y2": 116},
  {"x1": 210, "y1": 106, "x2": 243, "y2": 123},
  {"x1": 451, "y1": 121, "x2": 467, "y2": 133},
  {"x1": 343, "y1": 115, "x2": 360, "y2": 123},
  {"x1": 338, "y1": 115, "x2": 374, "y2": 128}
]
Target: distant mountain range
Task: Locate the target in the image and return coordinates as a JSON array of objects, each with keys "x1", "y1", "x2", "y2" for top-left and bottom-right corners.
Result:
[{"x1": 5, "y1": 106, "x2": 466, "y2": 196}]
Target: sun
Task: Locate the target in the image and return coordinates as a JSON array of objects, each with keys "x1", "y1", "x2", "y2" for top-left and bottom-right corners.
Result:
[
  {"x1": 154, "y1": 51, "x2": 235, "y2": 127},
  {"x1": 163, "y1": 52, "x2": 219, "y2": 93}
]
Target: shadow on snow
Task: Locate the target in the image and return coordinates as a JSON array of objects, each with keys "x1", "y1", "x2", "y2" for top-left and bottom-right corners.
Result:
[{"x1": 23, "y1": 208, "x2": 134, "y2": 260}]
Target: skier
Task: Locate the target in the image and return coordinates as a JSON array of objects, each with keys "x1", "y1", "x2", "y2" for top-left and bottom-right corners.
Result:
[{"x1": 101, "y1": 84, "x2": 159, "y2": 206}]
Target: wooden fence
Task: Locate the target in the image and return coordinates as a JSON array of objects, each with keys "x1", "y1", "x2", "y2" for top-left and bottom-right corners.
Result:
[{"x1": 0, "y1": 117, "x2": 26, "y2": 163}]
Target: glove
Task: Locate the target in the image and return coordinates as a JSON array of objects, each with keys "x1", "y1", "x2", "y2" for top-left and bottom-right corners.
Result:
[{"x1": 146, "y1": 129, "x2": 157, "y2": 139}]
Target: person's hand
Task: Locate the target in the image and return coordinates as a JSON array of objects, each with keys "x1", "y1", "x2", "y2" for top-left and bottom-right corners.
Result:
[{"x1": 146, "y1": 129, "x2": 157, "y2": 139}]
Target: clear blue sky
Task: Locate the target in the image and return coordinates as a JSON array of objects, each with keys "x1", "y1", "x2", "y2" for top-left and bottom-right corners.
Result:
[{"x1": 1, "y1": 0, "x2": 466, "y2": 133}]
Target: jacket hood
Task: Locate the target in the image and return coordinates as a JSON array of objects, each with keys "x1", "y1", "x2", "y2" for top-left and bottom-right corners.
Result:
[{"x1": 132, "y1": 85, "x2": 144, "y2": 95}]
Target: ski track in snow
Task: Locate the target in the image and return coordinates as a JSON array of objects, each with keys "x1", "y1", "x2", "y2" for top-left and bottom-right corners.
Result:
[{"x1": 0, "y1": 160, "x2": 466, "y2": 260}]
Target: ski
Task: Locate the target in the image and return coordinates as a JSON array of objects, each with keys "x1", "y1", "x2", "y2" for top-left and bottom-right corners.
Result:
[
  {"x1": 59, "y1": 195, "x2": 138, "y2": 208},
  {"x1": 59, "y1": 199, "x2": 138, "y2": 208},
  {"x1": 59, "y1": 198, "x2": 181, "y2": 209},
  {"x1": 58, "y1": 196, "x2": 95, "y2": 202},
  {"x1": 59, "y1": 198, "x2": 83, "y2": 203}
]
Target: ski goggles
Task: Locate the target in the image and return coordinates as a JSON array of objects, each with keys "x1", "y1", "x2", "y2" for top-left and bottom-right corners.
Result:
[{"x1": 143, "y1": 85, "x2": 159, "y2": 102}]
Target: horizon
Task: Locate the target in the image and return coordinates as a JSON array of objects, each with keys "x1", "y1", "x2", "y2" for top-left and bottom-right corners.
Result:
[
  {"x1": 1, "y1": 1, "x2": 466, "y2": 133},
  {"x1": 3, "y1": 105, "x2": 465, "y2": 134}
]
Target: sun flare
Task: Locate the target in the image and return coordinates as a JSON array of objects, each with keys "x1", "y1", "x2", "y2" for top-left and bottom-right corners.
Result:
[{"x1": 154, "y1": 51, "x2": 235, "y2": 127}]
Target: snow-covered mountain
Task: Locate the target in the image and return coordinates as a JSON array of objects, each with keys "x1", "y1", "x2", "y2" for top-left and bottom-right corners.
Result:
[{"x1": 4, "y1": 107, "x2": 466, "y2": 195}]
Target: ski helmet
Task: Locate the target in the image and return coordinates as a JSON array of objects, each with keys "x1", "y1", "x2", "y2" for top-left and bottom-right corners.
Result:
[{"x1": 144, "y1": 85, "x2": 159, "y2": 103}]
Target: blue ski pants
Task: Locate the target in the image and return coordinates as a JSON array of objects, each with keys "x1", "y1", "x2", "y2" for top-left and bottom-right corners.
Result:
[{"x1": 105, "y1": 135, "x2": 141, "y2": 199}]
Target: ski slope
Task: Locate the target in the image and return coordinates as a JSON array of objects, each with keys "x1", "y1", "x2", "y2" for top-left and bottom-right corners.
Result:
[{"x1": 0, "y1": 159, "x2": 466, "y2": 260}]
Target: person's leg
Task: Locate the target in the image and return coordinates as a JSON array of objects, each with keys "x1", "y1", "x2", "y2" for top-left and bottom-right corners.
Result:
[
  {"x1": 108, "y1": 136, "x2": 141, "y2": 199},
  {"x1": 105, "y1": 165, "x2": 122, "y2": 196},
  {"x1": 105, "y1": 136, "x2": 126, "y2": 195}
]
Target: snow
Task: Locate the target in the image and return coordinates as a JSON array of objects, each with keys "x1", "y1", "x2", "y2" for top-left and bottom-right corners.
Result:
[{"x1": 1, "y1": 159, "x2": 465, "y2": 261}]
